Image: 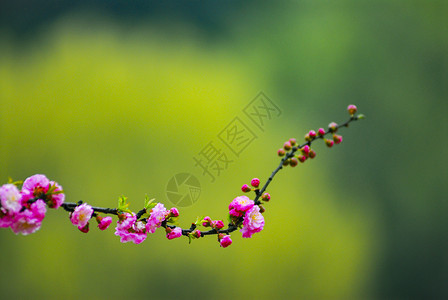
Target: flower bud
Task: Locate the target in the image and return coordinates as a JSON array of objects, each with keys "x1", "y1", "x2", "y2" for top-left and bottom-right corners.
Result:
[
  {"x1": 78, "y1": 223, "x2": 90, "y2": 233},
  {"x1": 283, "y1": 158, "x2": 290, "y2": 166},
  {"x1": 347, "y1": 104, "x2": 357, "y2": 116},
  {"x1": 202, "y1": 216, "x2": 212, "y2": 227},
  {"x1": 283, "y1": 141, "x2": 292, "y2": 151},
  {"x1": 298, "y1": 155, "x2": 307, "y2": 163},
  {"x1": 328, "y1": 122, "x2": 338, "y2": 133},
  {"x1": 289, "y1": 138, "x2": 297, "y2": 146},
  {"x1": 191, "y1": 229, "x2": 201, "y2": 239},
  {"x1": 169, "y1": 207, "x2": 179, "y2": 218},
  {"x1": 318, "y1": 128, "x2": 326, "y2": 136},
  {"x1": 325, "y1": 139, "x2": 334, "y2": 148},
  {"x1": 241, "y1": 184, "x2": 251, "y2": 193},
  {"x1": 308, "y1": 130, "x2": 316, "y2": 139},
  {"x1": 277, "y1": 148, "x2": 286, "y2": 157},
  {"x1": 213, "y1": 220, "x2": 224, "y2": 230},
  {"x1": 301, "y1": 145, "x2": 310, "y2": 156},
  {"x1": 289, "y1": 157, "x2": 298, "y2": 167},
  {"x1": 219, "y1": 235, "x2": 232, "y2": 248},
  {"x1": 261, "y1": 193, "x2": 270, "y2": 202},
  {"x1": 250, "y1": 178, "x2": 260, "y2": 188},
  {"x1": 259, "y1": 205, "x2": 266, "y2": 213},
  {"x1": 333, "y1": 134, "x2": 343, "y2": 144},
  {"x1": 308, "y1": 150, "x2": 316, "y2": 159},
  {"x1": 304, "y1": 133, "x2": 311, "y2": 142}
]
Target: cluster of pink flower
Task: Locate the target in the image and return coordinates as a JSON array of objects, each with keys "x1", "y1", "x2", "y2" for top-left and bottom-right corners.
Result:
[
  {"x1": 0, "y1": 174, "x2": 64, "y2": 235},
  {"x1": 69, "y1": 203, "x2": 113, "y2": 233},
  {"x1": 114, "y1": 203, "x2": 180, "y2": 244},
  {"x1": 229, "y1": 195, "x2": 265, "y2": 239},
  {"x1": 1, "y1": 105, "x2": 363, "y2": 248}
]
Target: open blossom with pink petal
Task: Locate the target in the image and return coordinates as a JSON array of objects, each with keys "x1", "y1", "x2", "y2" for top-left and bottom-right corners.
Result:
[
  {"x1": 0, "y1": 184, "x2": 22, "y2": 213},
  {"x1": 166, "y1": 227, "x2": 182, "y2": 240},
  {"x1": 11, "y1": 209, "x2": 43, "y2": 235},
  {"x1": 229, "y1": 196, "x2": 254, "y2": 215},
  {"x1": 115, "y1": 214, "x2": 147, "y2": 244},
  {"x1": 240, "y1": 205, "x2": 265, "y2": 238},
  {"x1": 70, "y1": 203, "x2": 93, "y2": 229},
  {"x1": 146, "y1": 203, "x2": 168, "y2": 234},
  {"x1": 21, "y1": 174, "x2": 50, "y2": 203},
  {"x1": 98, "y1": 216, "x2": 113, "y2": 231}
]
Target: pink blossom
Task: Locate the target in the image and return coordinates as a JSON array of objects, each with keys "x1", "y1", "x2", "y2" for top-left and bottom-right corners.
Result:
[
  {"x1": 166, "y1": 227, "x2": 182, "y2": 240},
  {"x1": 117, "y1": 213, "x2": 136, "y2": 230},
  {"x1": 21, "y1": 174, "x2": 50, "y2": 203},
  {"x1": 70, "y1": 203, "x2": 93, "y2": 229},
  {"x1": 115, "y1": 215, "x2": 147, "y2": 244},
  {"x1": 10, "y1": 209, "x2": 42, "y2": 235},
  {"x1": 29, "y1": 199, "x2": 47, "y2": 221},
  {"x1": 0, "y1": 184, "x2": 22, "y2": 213},
  {"x1": 220, "y1": 235, "x2": 232, "y2": 248},
  {"x1": 98, "y1": 216, "x2": 113, "y2": 231},
  {"x1": 229, "y1": 209, "x2": 242, "y2": 217},
  {"x1": 146, "y1": 203, "x2": 167, "y2": 234},
  {"x1": 47, "y1": 181, "x2": 65, "y2": 209},
  {"x1": 318, "y1": 128, "x2": 326, "y2": 136},
  {"x1": 240, "y1": 205, "x2": 265, "y2": 238},
  {"x1": 0, "y1": 208, "x2": 15, "y2": 228},
  {"x1": 232, "y1": 196, "x2": 254, "y2": 213}
]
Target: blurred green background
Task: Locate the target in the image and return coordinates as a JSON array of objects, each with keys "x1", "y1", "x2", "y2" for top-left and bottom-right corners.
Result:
[{"x1": 0, "y1": 1, "x2": 446, "y2": 299}]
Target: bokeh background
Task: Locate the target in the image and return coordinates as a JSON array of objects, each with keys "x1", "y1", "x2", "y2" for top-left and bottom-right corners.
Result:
[{"x1": 0, "y1": 1, "x2": 446, "y2": 299}]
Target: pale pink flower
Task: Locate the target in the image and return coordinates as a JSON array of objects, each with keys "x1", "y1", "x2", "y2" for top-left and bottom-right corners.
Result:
[
  {"x1": 117, "y1": 213, "x2": 136, "y2": 230},
  {"x1": 166, "y1": 227, "x2": 182, "y2": 240},
  {"x1": 220, "y1": 235, "x2": 232, "y2": 248},
  {"x1": 232, "y1": 196, "x2": 254, "y2": 213},
  {"x1": 21, "y1": 174, "x2": 50, "y2": 203},
  {"x1": 115, "y1": 215, "x2": 147, "y2": 244},
  {"x1": 146, "y1": 203, "x2": 167, "y2": 234},
  {"x1": 0, "y1": 184, "x2": 22, "y2": 213},
  {"x1": 70, "y1": 203, "x2": 93, "y2": 229},
  {"x1": 240, "y1": 205, "x2": 265, "y2": 238},
  {"x1": 11, "y1": 209, "x2": 42, "y2": 235},
  {"x1": 98, "y1": 216, "x2": 113, "y2": 231}
]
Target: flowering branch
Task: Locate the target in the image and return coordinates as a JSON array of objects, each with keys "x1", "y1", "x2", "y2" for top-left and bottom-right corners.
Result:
[{"x1": 0, "y1": 105, "x2": 364, "y2": 248}]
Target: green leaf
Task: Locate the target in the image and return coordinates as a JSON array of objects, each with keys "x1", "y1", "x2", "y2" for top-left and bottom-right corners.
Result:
[
  {"x1": 144, "y1": 195, "x2": 156, "y2": 211},
  {"x1": 117, "y1": 196, "x2": 133, "y2": 214},
  {"x1": 195, "y1": 216, "x2": 205, "y2": 226}
]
